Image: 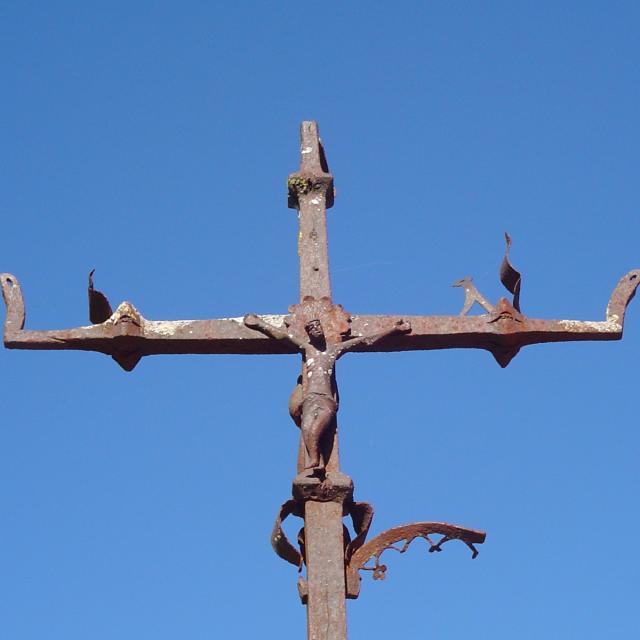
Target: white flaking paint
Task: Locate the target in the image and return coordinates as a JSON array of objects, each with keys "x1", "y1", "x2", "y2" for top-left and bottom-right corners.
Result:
[
  {"x1": 605, "y1": 307, "x2": 622, "y2": 323},
  {"x1": 301, "y1": 146, "x2": 313, "y2": 154},
  {"x1": 558, "y1": 319, "x2": 619, "y2": 333},
  {"x1": 103, "y1": 312, "x2": 289, "y2": 336},
  {"x1": 105, "y1": 302, "x2": 143, "y2": 326},
  {"x1": 310, "y1": 197, "x2": 321, "y2": 205},
  {"x1": 225, "y1": 314, "x2": 286, "y2": 327},
  {"x1": 147, "y1": 320, "x2": 194, "y2": 336}
]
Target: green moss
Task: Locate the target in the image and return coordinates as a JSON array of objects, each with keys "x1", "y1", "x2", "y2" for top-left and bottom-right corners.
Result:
[{"x1": 287, "y1": 176, "x2": 312, "y2": 197}]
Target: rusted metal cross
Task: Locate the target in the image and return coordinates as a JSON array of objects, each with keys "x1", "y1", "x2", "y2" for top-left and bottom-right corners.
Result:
[{"x1": 2, "y1": 121, "x2": 639, "y2": 640}]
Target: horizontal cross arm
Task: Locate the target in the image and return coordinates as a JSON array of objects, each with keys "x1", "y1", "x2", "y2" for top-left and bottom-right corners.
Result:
[
  {"x1": 4, "y1": 310, "x2": 626, "y2": 360},
  {"x1": 2, "y1": 316, "x2": 297, "y2": 354},
  {"x1": 348, "y1": 312, "x2": 622, "y2": 366},
  {"x1": 1, "y1": 273, "x2": 298, "y2": 370},
  {"x1": 348, "y1": 269, "x2": 639, "y2": 366},
  {"x1": 2, "y1": 270, "x2": 637, "y2": 370}
]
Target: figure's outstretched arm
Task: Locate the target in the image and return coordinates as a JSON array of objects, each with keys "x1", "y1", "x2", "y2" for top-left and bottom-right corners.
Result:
[
  {"x1": 243, "y1": 314, "x2": 308, "y2": 350},
  {"x1": 336, "y1": 319, "x2": 411, "y2": 355}
]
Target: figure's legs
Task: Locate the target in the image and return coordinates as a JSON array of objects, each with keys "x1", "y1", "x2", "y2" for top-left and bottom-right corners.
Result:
[{"x1": 301, "y1": 395, "x2": 336, "y2": 469}]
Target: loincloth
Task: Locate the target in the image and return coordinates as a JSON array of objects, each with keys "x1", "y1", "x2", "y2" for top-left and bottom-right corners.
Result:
[{"x1": 302, "y1": 392, "x2": 337, "y2": 417}]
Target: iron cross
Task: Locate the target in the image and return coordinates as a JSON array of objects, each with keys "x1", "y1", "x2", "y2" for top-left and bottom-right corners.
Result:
[{"x1": 2, "y1": 121, "x2": 638, "y2": 640}]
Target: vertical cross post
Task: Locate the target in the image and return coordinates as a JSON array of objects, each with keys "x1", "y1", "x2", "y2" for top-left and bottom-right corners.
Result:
[{"x1": 288, "y1": 121, "x2": 347, "y2": 640}]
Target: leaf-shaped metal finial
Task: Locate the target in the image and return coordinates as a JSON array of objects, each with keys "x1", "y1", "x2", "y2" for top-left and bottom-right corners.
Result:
[
  {"x1": 88, "y1": 269, "x2": 113, "y2": 324},
  {"x1": 499, "y1": 232, "x2": 522, "y2": 311}
]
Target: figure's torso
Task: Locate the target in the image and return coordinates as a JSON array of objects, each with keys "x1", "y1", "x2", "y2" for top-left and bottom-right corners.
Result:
[{"x1": 304, "y1": 347, "x2": 337, "y2": 397}]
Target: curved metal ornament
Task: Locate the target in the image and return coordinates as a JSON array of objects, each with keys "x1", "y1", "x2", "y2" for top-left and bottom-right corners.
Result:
[
  {"x1": 346, "y1": 522, "x2": 486, "y2": 597},
  {"x1": 88, "y1": 269, "x2": 113, "y2": 324},
  {"x1": 1, "y1": 273, "x2": 25, "y2": 333},
  {"x1": 500, "y1": 232, "x2": 522, "y2": 311},
  {"x1": 271, "y1": 500, "x2": 304, "y2": 569}
]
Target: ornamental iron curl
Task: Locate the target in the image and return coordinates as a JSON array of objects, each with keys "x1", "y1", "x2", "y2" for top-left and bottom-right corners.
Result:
[
  {"x1": 271, "y1": 495, "x2": 485, "y2": 602},
  {"x1": 345, "y1": 522, "x2": 486, "y2": 598}
]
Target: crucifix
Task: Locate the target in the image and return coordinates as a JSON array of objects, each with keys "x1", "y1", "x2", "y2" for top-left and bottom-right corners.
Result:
[{"x1": 2, "y1": 121, "x2": 638, "y2": 639}]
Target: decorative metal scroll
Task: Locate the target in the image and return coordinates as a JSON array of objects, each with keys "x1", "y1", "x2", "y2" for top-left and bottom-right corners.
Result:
[
  {"x1": 500, "y1": 232, "x2": 522, "y2": 311},
  {"x1": 454, "y1": 233, "x2": 522, "y2": 316},
  {"x1": 271, "y1": 500, "x2": 304, "y2": 570},
  {"x1": 271, "y1": 494, "x2": 486, "y2": 602},
  {"x1": 271, "y1": 499, "x2": 374, "y2": 571},
  {"x1": 345, "y1": 522, "x2": 486, "y2": 598}
]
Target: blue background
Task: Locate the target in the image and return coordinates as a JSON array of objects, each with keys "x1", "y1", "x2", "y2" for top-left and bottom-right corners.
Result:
[{"x1": 2, "y1": 2, "x2": 639, "y2": 638}]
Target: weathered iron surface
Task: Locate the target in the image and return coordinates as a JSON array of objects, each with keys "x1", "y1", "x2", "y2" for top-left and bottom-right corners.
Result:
[
  {"x1": 285, "y1": 122, "x2": 349, "y2": 639},
  {"x1": 287, "y1": 120, "x2": 334, "y2": 302},
  {"x1": 304, "y1": 501, "x2": 347, "y2": 638}
]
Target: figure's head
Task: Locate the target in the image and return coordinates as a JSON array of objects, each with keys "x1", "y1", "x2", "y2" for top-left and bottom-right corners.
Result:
[{"x1": 305, "y1": 318, "x2": 324, "y2": 341}]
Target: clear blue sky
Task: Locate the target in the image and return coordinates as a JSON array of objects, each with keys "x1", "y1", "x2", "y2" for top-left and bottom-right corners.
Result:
[{"x1": 2, "y1": 2, "x2": 639, "y2": 638}]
